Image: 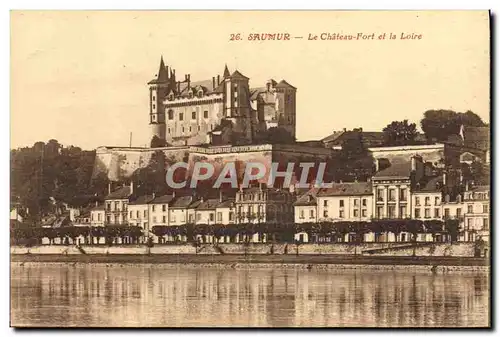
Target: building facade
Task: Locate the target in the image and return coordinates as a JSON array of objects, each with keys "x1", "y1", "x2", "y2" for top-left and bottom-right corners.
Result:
[
  {"x1": 234, "y1": 186, "x2": 295, "y2": 224},
  {"x1": 463, "y1": 185, "x2": 490, "y2": 242}
]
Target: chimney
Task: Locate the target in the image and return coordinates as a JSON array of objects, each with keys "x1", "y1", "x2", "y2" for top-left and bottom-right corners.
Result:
[
  {"x1": 95, "y1": 201, "x2": 98, "y2": 207},
  {"x1": 212, "y1": 77, "x2": 216, "y2": 90},
  {"x1": 172, "y1": 190, "x2": 176, "y2": 199},
  {"x1": 343, "y1": 128, "x2": 347, "y2": 132},
  {"x1": 374, "y1": 158, "x2": 380, "y2": 172},
  {"x1": 177, "y1": 81, "x2": 180, "y2": 93},
  {"x1": 152, "y1": 192, "x2": 156, "y2": 199},
  {"x1": 411, "y1": 156, "x2": 417, "y2": 171},
  {"x1": 108, "y1": 183, "x2": 111, "y2": 195},
  {"x1": 442, "y1": 172, "x2": 447, "y2": 186},
  {"x1": 465, "y1": 181, "x2": 469, "y2": 191},
  {"x1": 217, "y1": 75, "x2": 220, "y2": 85},
  {"x1": 130, "y1": 181, "x2": 134, "y2": 195},
  {"x1": 219, "y1": 190, "x2": 223, "y2": 203}
]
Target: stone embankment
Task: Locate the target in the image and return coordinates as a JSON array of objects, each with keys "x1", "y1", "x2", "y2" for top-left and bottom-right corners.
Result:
[{"x1": 11, "y1": 242, "x2": 478, "y2": 257}]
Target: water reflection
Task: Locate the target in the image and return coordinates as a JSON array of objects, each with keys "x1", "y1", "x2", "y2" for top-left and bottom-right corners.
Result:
[{"x1": 11, "y1": 265, "x2": 489, "y2": 327}]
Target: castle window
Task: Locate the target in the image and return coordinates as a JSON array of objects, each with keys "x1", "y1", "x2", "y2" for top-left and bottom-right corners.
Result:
[
  {"x1": 204, "y1": 110, "x2": 208, "y2": 118},
  {"x1": 152, "y1": 115, "x2": 156, "y2": 122},
  {"x1": 198, "y1": 125, "x2": 201, "y2": 131},
  {"x1": 168, "y1": 110, "x2": 174, "y2": 120},
  {"x1": 152, "y1": 104, "x2": 156, "y2": 110},
  {"x1": 179, "y1": 113, "x2": 184, "y2": 121},
  {"x1": 182, "y1": 126, "x2": 185, "y2": 133},
  {"x1": 192, "y1": 111, "x2": 196, "y2": 119},
  {"x1": 152, "y1": 96, "x2": 156, "y2": 101},
  {"x1": 167, "y1": 128, "x2": 170, "y2": 134},
  {"x1": 189, "y1": 126, "x2": 192, "y2": 133}
]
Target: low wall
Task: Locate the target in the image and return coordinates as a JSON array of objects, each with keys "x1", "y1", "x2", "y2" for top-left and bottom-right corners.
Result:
[
  {"x1": 150, "y1": 245, "x2": 197, "y2": 254},
  {"x1": 365, "y1": 243, "x2": 475, "y2": 257},
  {"x1": 10, "y1": 243, "x2": 477, "y2": 257}
]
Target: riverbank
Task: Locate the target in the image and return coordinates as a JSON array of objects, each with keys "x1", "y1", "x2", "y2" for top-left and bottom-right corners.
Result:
[{"x1": 11, "y1": 254, "x2": 489, "y2": 273}]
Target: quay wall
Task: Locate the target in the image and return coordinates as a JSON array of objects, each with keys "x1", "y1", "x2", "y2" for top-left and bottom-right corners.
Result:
[{"x1": 11, "y1": 243, "x2": 476, "y2": 257}]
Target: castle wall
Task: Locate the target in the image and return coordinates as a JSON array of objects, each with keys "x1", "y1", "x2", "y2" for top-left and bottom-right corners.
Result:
[
  {"x1": 164, "y1": 95, "x2": 224, "y2": 146},
  {"x1": 369, "y1": 144, "x2": 446, "y2": 167},
  {"x1": 93, "y1": 144, "x2": 334, "y2": 184}
]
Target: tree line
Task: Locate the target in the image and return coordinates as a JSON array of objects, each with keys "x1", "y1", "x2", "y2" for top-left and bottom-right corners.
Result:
[{"x1": 11, "y1": 219, "x2": 460, "y2": 247}]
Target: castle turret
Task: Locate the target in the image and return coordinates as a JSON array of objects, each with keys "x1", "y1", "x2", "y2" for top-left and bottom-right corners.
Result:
[
  {"x1": 274, "y1": 79, "x2": 297, "y2": 140},
  {"x1": 223, "y1": 68, "x2": 253, "y2": 143},
  {"x1": 148, "y1": 56, "x2": 170, "y2": 145}
]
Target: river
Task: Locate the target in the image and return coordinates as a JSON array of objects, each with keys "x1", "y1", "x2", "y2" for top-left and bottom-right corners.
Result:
[{"x1": 10, "y1": 264, "x2": 489, "y2": 328}]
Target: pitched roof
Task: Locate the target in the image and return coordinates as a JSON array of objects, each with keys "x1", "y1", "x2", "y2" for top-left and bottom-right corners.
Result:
[
  {"x1": 373, "y1": 162, "x2": 412, "y2": 179},
  {"x1": 414, "y1": 176, "x2": 443, "y2": 193},
  {"x1": 230, "y1": 70, "x2": 248, "y2": 79},
  {"x1": 169, "y1": 196, "x2": 195, "y2": 209},
  {"x1": 105, "y1": 186, "x2": 132, "y2": 200},
  {"x1": 294, "y1": 188, "x2": 319, "y2": 206},
  {"x1": 150, "y1": 194, "x2": 175, "y2": 204},
  {"x1": 275, "y1": 79, "x2": 296, "y2": 90},
  {"x1": 323, "y1": 130, "x2": 386, "y2": 147},
  {"x1": 216, "y1": 199, "x2": 235, "y2": 208},
  {"x1": 129, "y1": 194, "x2": 156, "y2": 205},
  {"x1": 317, "y1": 182, "x2": 372, "y2": 197},
  {"x1": 90, "y1": 204, "x2": 105, "y2": 211},
  {"x1": 321, "y1": 130, "x2": 346, "y2": 143},
  {"x1": 196, "y1": 198, "x2": 220, "y2": 210}
]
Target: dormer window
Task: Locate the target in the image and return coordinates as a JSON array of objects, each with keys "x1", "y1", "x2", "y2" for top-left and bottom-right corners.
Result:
[
  {"x1": 198, "y1": 90, "x2": 203, "y2": 98},
  {"x1": 188, "y1": 92, "x2": 194, "y2": 99},
  {"x1": 168, "y1": 93, "x2": 174, "y2": 101}
]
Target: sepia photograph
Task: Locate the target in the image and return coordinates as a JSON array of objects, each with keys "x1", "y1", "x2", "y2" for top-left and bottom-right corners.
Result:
[{"x1": 9, "y1": 10, "x2": 491, "y2": 328}]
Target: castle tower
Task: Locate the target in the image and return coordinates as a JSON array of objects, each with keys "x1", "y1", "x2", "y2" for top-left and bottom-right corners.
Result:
[
  {"x1": 147, "y1": 56, "x2": 170, "y2": 145},
  {"x1": 274, "y1": 80, "x2": 297, "y2": 140},
  {"x1": 223, "y1": 66, "x2": 253, "y2": 143}
]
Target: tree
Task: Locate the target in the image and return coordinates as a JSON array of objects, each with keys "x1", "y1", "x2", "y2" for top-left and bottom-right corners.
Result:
[
  {"x1": 382, "y1": 120, "x2": 418, "y2": 146},
  {"x1": 261, "y1": 127, "x2": 295, "y2": 144},
  {"x1": 420, "y1": 109, "x2": 486, "y2": 142},
  {"x1": 327, "y1": 132, "x2": 375, "y2": 182}
]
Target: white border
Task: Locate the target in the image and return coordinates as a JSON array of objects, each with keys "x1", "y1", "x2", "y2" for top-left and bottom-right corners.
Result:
[{"x1": 3, "y1": 1, "x2": 497, "y2": 335}]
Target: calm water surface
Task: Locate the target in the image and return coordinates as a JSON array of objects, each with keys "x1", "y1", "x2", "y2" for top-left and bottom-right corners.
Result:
[{"x1": 11, "y1": 264, "x2": 489, "y2": 327}]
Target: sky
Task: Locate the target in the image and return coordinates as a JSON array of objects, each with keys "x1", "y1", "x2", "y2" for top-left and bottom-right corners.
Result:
[{"x1": 11, "y1": 11, "x2": 490, "y2": 150}]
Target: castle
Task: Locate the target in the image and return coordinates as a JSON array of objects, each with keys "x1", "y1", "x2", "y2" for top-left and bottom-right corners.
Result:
[{"x1": 148, "y1": 56, "x2": 297, "y2": 146}]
